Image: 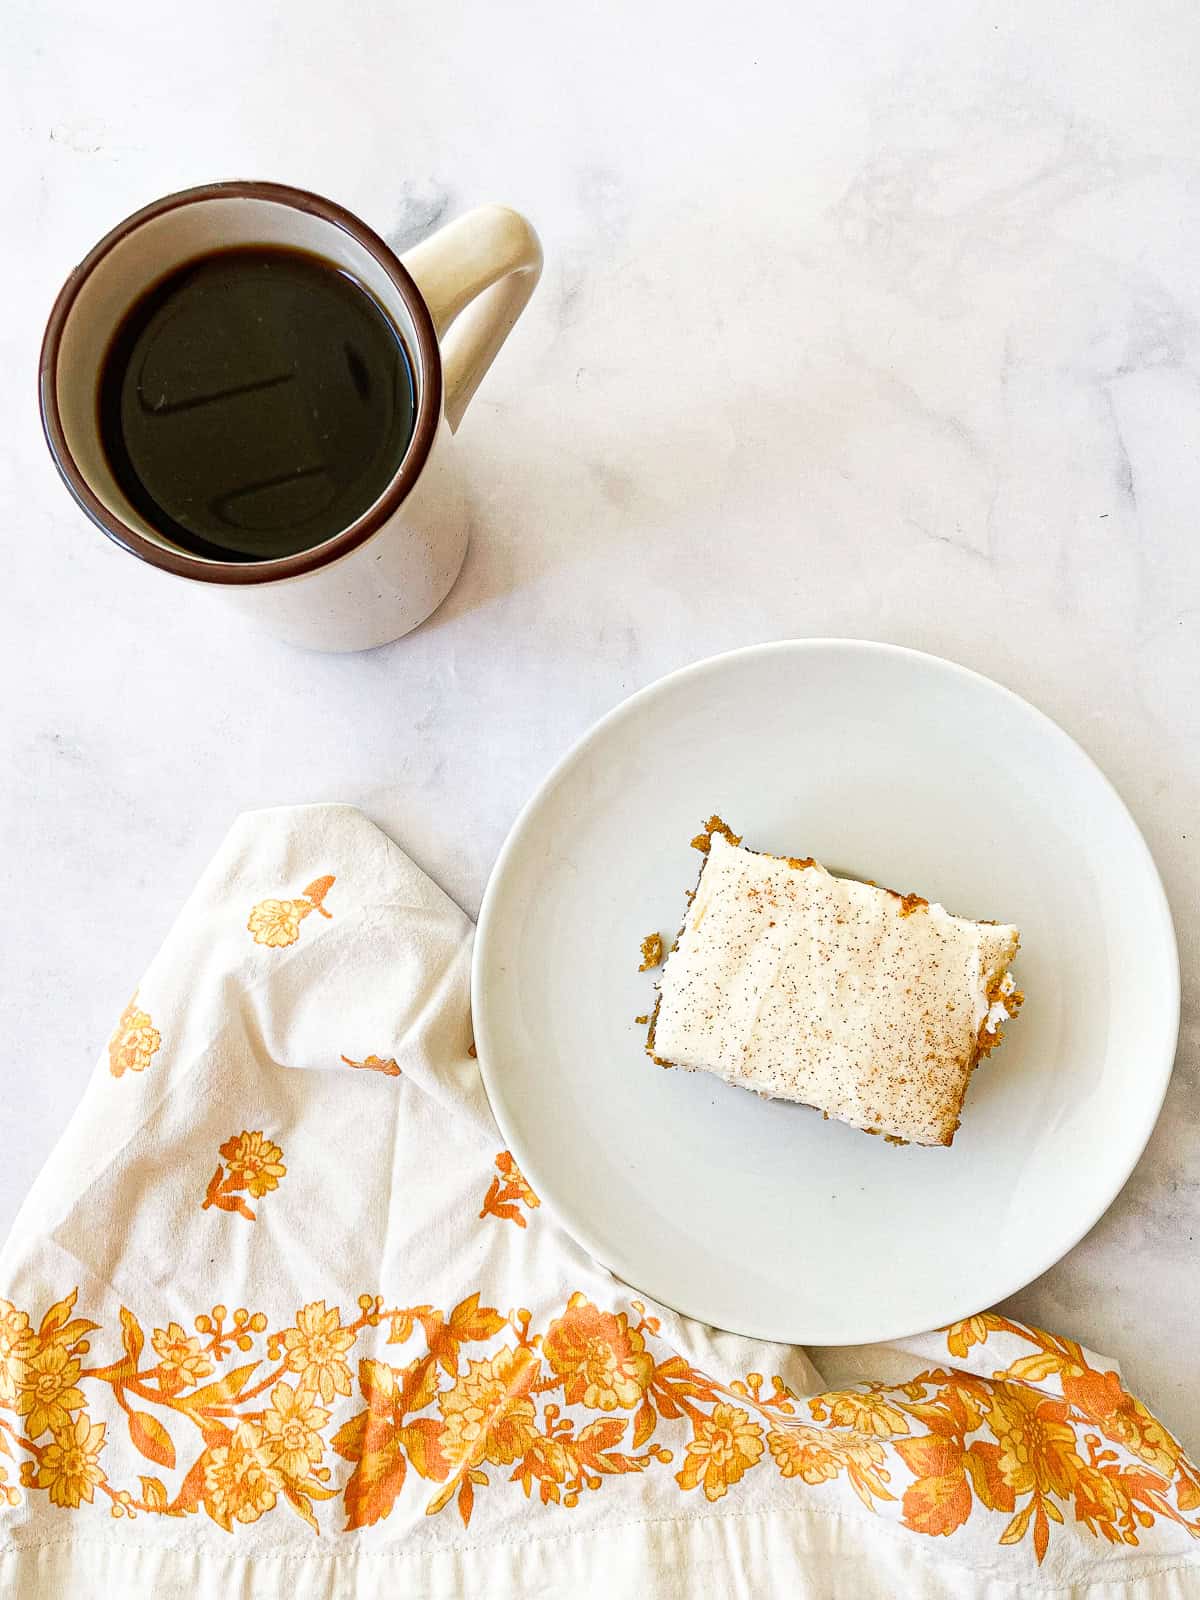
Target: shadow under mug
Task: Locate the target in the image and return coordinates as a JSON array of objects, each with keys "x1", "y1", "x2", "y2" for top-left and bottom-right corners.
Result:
[{"x1": 39, "y1": 181, "x2": 542, "y2": 652}]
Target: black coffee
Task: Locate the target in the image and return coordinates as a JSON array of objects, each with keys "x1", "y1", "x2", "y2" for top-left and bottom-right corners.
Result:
[{"x1": 98, "y1": 245, "x2": 415, "y2": 561}]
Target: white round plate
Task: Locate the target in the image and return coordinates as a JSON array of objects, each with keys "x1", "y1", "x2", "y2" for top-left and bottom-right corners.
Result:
[{"x1": 473, "y1": 641, "x2": 1179, "y2": 1346}]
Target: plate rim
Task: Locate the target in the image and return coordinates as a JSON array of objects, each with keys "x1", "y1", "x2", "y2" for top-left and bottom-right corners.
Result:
[{"x1": 472, "y1": 638, "x2": 1181, "y2": 1344}]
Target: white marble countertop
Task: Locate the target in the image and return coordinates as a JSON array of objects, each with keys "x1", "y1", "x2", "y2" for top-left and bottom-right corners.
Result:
[{"x1": 4, "y1": 0, "x2": 1197, "y2": 1449}]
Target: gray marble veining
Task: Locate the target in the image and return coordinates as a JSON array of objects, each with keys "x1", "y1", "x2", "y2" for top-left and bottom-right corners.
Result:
[{"x1": 2, "y1": 0, "x2": 1197, "y2": 1450}]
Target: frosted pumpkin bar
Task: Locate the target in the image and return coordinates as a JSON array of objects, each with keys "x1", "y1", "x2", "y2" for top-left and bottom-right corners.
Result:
[{"x1": 647, "y1": 821, "x2": 1022, "y2": 1146}]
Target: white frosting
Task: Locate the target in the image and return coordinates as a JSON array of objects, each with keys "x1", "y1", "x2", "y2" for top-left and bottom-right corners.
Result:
[
  {"x1": 653, "y1": 833, "x2": 1020, "y2": 1146},
  {"x1": 985, "y1": 1000, "x2": 1011, "y2": 1033}
]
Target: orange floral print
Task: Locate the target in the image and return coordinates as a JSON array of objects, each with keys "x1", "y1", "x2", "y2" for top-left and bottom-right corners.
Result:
[
  {"x1": 768, "y1": 1420, "x2": 893, "y2": 1507},
  {"x1": 769, "y1": 1422, "x2": 842, "y2": 1483},
  {"x1": 543, "y1": 1294, "x2": 653, "y2": 1411},
  {"x1": 107, "y1": 997, "x2": 161, "y2": 1079},
  {"x1": 989, "y1": 1384, "x2": 1082, "y2": 1500},
  {"x1": 810, "y1": 1386, "x2": 911, "y2": 1439},
  {"x1": 331, "y1": 1354, "x2": 450, "y2": 1529},
  {"x1": 202, "y1": 1420, "x2": 278, "y2": 1529},
  {"x1": 947, "y1": 1312, "x2": 998, "y2": 1360},
  {"x1": 247, "y1": 875, "x2": 335, "y2": 948},
  {"x1": 34, "y1": 1413, "x2": 106, "y2": 1509},
  {"x1": 0, "y1": 1300, "x2": 36, "y2": 1406},
  {"x1": 1059, "y1": 1363, "x2": 1180, "y2": 1479},
  {"x1": 479, "y1": 1151, "x2": 540, "y2": 1228},
  {"x1": 986, "y1": 1385, "x2": 1083, "y2": 1560},
  {"x1": 16, "y1": 1342, "x2": 86, "y2": 1440},
  {"x1": 896, "y1": 1381, "x2": 1012, "y2": 1539},
  {"x1": 220, "y1": 1131, "x2": 287, "y2": 1200},
  {"x1": 247, "y1": 900, "x2": 305, "y2": 948},
  {"x1": 261, "y1": 1382, "x2": 329, "y2": 1481},
  {"x1": 202, "y1": 1132, "x2": 286, "y2": 1223},
  {"x1": 340, "y1": 1054, "x2": 401, "y2": 1077},
  {"x1": 676, "y1": 1401, "x2": 764, "y2": 1501},
  {"x1": 438, "y1": 1347, "x2": 538, "y2": 1467},
  {"x1": 279, "y1": 1301, "x2": 356, "y2": 1404},
  {"x1": 0, "y1": 1288, "x2": 1197, "y2": 1561},
  {"x1": 150, "y1": 1323, "x2": 213, "y2": 1392}
]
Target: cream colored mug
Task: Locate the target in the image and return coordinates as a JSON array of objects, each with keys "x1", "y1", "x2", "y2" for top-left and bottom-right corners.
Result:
[{"x1": 39, "y1": 181, "x2": 541, "y2": 651}]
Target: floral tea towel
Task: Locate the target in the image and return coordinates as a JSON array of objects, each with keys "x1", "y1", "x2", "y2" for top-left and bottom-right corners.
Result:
[{"x1": 1, "y1": 804, "x2": 1198, "y2": 1597}]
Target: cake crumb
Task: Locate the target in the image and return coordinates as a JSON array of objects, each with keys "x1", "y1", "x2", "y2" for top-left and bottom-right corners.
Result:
[
  {"x1": 976, "y1": 972, "x2": 1025, "y2": 1058},
  {"x1": 883, "y1": 887, "x2": 928, "y2": 916},
  {"x1": 639, "y1": 932, "x2": 664, "y2": 971},
  {"x1": 690, "y1": 814, "x2": 743, "y2": 853}
]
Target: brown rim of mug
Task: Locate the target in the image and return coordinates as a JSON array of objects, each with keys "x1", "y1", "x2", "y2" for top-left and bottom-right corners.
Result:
[{"x1": 38, "y1": 180, "x2": 444, "y2": 587}]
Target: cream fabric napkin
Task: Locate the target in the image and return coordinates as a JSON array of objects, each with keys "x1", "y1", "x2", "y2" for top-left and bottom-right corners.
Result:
[{"x1": 1, "y1": 803, "x2": 1198, "y2": 1597}]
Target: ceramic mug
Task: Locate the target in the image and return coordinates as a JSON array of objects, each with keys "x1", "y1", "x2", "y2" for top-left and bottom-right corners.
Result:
[{"x1": 39, "y1": 181, "x2": 542, "y2": 652}]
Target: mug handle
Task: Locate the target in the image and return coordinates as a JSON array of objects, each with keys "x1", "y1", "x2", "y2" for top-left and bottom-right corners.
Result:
[{"x1": 401, "y1": 205, "x2": 542, "y2": 432}]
